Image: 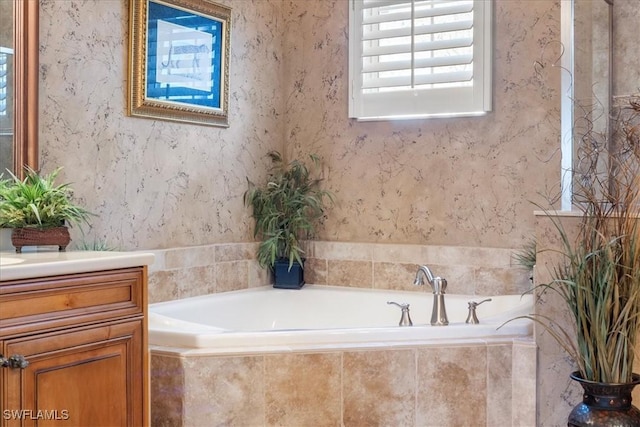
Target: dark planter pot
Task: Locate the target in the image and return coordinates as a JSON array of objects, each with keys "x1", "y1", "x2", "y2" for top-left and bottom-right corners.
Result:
[
  {"x1": 273, "y1": 258, "x2": 304, "y2": 289},
  {"x1": 568, "y1": 371, "x2": 640, "y2": 427},
  {"x1": 11, "y1": 226, "x2": 71, "y2": 253}
]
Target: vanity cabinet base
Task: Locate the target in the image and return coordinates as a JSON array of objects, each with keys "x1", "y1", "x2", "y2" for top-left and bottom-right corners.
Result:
[{"x1": 0, "y1": 267, "x2": 148, "y2": 427}]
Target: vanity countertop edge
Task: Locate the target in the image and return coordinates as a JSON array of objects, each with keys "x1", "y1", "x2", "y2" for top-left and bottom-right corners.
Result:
[{"x1": 0, "y1": 250, "x2": 155, "y2": 282}]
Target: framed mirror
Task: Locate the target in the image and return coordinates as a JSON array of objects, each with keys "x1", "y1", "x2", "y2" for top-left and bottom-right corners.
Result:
[{"x1": 0, "y1": 0, "x2": 39, "y2": 177}]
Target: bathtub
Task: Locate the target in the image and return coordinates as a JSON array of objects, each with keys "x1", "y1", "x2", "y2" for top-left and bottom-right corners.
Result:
[{"x1": 148, "y1": 285, "x2": 533, "y2": 353}]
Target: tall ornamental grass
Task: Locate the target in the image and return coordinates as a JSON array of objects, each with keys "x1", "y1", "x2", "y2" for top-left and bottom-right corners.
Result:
[{"x1": 538, "y1": 98, "x2": 640, "y2": 384}]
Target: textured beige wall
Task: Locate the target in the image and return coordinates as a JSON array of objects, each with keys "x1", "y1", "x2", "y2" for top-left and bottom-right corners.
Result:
[
  {"x1": 283, "y1": 0, "x2": 561, "y2": 248},
  {"x1": 613, "y1": 0, "x2": 640, "y2": 99},
  {"x1": 38, "y1": 0, "x2": 284, "y2": 250},
  {"x1": 36, "y1": 0, "x2": 561, "y2": 252}
]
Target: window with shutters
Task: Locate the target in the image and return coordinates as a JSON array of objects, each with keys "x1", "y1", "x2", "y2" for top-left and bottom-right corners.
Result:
[
  {"x1": 0, "y1": 47, "x2": 10, "y2": 117},
  {"x1": 348, "y1": 0, "x2": 492, "y2": 120}
]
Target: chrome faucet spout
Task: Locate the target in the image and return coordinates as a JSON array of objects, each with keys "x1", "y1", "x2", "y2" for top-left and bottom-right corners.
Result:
[
  {"x1": 413, "y1": 265, "x2": 435, "y2": 286},
  {"x1": 413, "y1": 265, "x2": 449, "y2": 326}
]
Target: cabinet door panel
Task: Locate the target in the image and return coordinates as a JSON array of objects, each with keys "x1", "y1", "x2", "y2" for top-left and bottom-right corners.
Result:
[
  {"x1": 2, "y1": 320, "x2": 143, "y2": 427},
  {"x1": 32, "y1": 348, "x2": 126, "y2": 427}
]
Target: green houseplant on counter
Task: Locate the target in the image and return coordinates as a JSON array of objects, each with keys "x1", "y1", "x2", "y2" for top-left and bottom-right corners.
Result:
[
  {"x1": 532, "y1": 98, "x2": 640, "y2": 426},
  {"x1": 0, "y1": 167, "x2": 92, "y2": 253},
  {"x1": 244, "y1": 151, "x2": 333, "y2": 289}
]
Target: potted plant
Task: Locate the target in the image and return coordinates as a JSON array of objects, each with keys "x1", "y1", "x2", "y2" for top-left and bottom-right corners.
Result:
[
  {"x1": 0, "y1": 167, "x2": 92, "y2": 253},
  {"x1": 531, "y1": 97, "x2": 640, "y2": 426},
  {"x1": 244, "y1": 151, "x2": 333, "y2": 289},
  {"x1": 513, "y1": 236, "x2": 536, "y2": 285}
]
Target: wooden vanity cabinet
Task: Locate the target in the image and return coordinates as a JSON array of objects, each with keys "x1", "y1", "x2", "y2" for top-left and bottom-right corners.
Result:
[{"x1": 0, "y1": 267, "x2": 148, "y2": 427}]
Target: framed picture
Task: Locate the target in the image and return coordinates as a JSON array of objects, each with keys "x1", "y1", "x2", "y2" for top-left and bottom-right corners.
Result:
[{"x1": 128, "y1": 0, "x2": 231, "y2": 127}]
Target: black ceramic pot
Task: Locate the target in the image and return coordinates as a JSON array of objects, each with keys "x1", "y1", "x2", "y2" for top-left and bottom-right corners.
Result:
[
  {"x1": 568, "y1": 371, "x2": 640, "y2": 427},
  {"x1": 273, "y1": 258, "x2": 304, "y2": 289}
]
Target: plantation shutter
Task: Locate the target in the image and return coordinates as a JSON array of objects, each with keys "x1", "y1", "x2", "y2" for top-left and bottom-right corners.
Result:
[
  {"x1": 0, "y1": 47, "x2": 10, "y2": 117},
  {"x1": 349, "y1": 0, "x2": 492, "y2": 120}
]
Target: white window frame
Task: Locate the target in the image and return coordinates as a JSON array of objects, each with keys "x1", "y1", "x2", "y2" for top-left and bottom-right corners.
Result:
[
  {"x1": 0, "y1": 47, "x2": 12, "y2": 117},
  {"x1": 348, "y1": 0, "x2": 492, "y2": 121}
]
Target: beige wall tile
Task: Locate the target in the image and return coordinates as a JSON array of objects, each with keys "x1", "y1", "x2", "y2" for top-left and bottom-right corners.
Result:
[
  {"x1": 216, "y1": 260, "x2": 249, "y2": 293},
  {"x1": 512, "y1": 340, "x2": 538, "y2": 427},
  {"x1": 148, "y1": 270, "x2": 180, "y2": 304},
  {"x1": 312, "y1": 241, "x2": 373, "y2": 261},
  {"x1": 374, "y1": 262, "x2": 424, "y2": 291},
  {"x1": 488, "y1": 345, "x2": 513, "y2": 427},
  {"x1": 304, "y1": 257, "x2": 328, "y2": 285},
  {"x1": 216, "y1": 243, "x2": 257, "y2": 262},
  {"x1": 177, "y1": 266, "x2": 217, "y2": 299},
  {"x1": 475, "y1": 266, "x2": 532, "y2": 296},
  {"x1": 264, "y1": 353, "x2": 342, "y2": 427},
  {"x1": 343, "y1": 349, "x2": 416, "y2": 426},
  {"x1": 423, "y1": 245, "x2": 515, "y2": 268},
  {"x1": 149, "y1": 266, "x2": 217, "y2": 301},
  {"x1": 373, "y1": 243, "x2": 426, "y2": 264},
  {"x1": 249, "y1": 259, "x2": 273, "y2": 288},
  {"x1": 182, "y1": 356, "x2": 265, "y2": 427},
  {"x1": 164, "y1": 246, "x2": 216, "y2": 269},
  {"x1": 150, "y1": 355, "x2": 184, "y2": 427},
  {"x1": 416, "y1": 346, "x2": 487, "y2": 426},
  {"x1": 432, "y1": 264, "x2": 477, "y2": 295},
  {"x1": 327, "y1": 260, "x2": 373, "y2": 288}
]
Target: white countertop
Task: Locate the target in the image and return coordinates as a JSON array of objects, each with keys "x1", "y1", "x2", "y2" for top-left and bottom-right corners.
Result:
[{"x1": 0, "y1": 250, "x2": 155, "y2": 282}]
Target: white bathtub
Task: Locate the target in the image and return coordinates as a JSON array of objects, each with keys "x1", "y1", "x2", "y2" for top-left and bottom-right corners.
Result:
[{"x1": 148, "y1": 285, "x2": 533, "y2": 353}]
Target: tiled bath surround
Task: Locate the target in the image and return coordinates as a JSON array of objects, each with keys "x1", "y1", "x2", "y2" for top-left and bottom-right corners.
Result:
[
  {"x1": 148, "y1": 241, "x2": 535, "y2": 426},
  {"x1": 151, "y1": 341, "x2": 536, "y2": 427},
  {"x1": 147, "y1": 241, "x2": 532, "y2": 303}
]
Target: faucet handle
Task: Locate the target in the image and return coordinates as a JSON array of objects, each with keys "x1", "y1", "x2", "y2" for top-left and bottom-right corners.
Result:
[
  {"x1": 468, "y1": 298, "x2": 492, "y2": 308},
  {"x1": 387, "y1": 301, "x2": 409, "y2": 309},
  {"x1": 465, "y1": 298, "x2": 492, "y2": 324},
  {"x1": 387, "y1": 301, "x2": 413, "y2": 326}
]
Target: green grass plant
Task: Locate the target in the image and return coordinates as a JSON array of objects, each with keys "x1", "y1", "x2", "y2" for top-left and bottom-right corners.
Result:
[
  {"x1": 513, "y1": 237, "x2": 537, "y2": 270},
  {"x1": 75, "y1": 237, "x2": 117, "y2": 251},
  {"x1": 0, "y1": 167, "x2": 92, "y2": 229}
]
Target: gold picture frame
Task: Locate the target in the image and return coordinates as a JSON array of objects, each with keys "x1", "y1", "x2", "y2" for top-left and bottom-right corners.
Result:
[{"x1": 128, "y1": 0, "x2": 231, "y2": 127}]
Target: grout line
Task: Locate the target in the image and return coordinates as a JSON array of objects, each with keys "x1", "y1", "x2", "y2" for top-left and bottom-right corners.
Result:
[
  {"x1": 414, "y1": 348, "x2": 419, "y2": 427},
  {"x1": 340, "y1": 352, "x2": 344, "y2": 427},
  {"x1": 370, "y1": 259, "x2": 375, "y2": 289},
  {"x1": 486, "y1": 345, "x2": 490, "y2": 427},
  {"x1": 262, "y1": 354, "x2": 267, "y2": 427}
]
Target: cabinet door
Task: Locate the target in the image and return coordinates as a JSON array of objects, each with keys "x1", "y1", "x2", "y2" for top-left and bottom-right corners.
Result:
[{"x1": 1, "y1": 319, "x2": 144, "y2": 427}]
